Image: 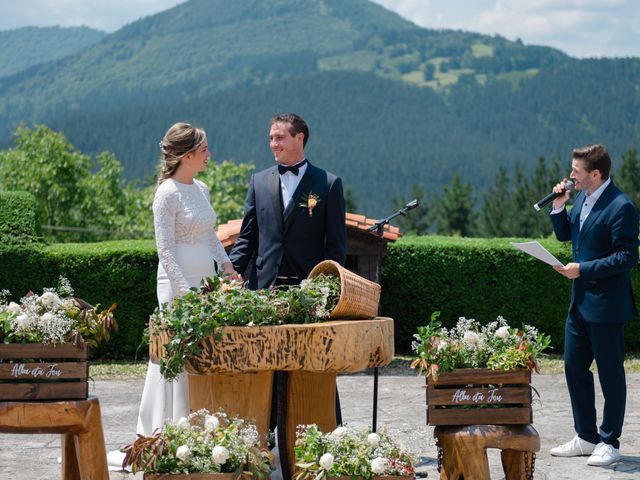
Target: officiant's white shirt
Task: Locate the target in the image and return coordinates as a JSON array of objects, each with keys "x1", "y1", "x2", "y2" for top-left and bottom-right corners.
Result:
[{"x1": 279, "y1": 159, "x2": 308, "y2": 209}]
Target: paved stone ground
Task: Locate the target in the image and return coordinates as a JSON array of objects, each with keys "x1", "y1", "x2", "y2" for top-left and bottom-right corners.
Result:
[{"x1": 1, "y1": 371, "x2": 639, "y2": 479}]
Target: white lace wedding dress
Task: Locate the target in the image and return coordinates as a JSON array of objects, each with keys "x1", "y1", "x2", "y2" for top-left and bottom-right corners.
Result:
[
  {"x1": 108, "y1": 178, "x2": 230, "y2": 470},
  {"x1": 138, "y1": 177, "x2": 231, "y2": 435}
]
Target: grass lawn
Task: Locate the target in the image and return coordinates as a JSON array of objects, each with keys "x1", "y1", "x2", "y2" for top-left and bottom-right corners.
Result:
[{"x1": 89, "y1": 354, "x2": 640, "y2": 379}]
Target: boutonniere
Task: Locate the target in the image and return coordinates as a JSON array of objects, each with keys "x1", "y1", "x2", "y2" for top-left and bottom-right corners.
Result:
[{"x1": 299, "y1": 191, "x2": 321, "y2": 217}]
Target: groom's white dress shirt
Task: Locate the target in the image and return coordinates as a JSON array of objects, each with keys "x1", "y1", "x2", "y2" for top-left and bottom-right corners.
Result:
[{"x1": 278, "y1": 159, "x2": 308, "y2": 209}]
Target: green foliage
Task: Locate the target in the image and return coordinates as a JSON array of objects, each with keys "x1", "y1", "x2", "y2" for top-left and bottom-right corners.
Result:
[
  {"x1": 615, "y1": 149, "x2": 640, "y2": 210},
  {"x1": 391, "y1": 184, "x2": 431, "y2": 235},
  {"x1": 151, "y1": 274, "x2": 341, "y2": 380},
  {"x1": 0, "y1": 191, "x2": 41, "y2": 244},
  {"x1": 434, "y1": 174, "x2": 477, "y2": 236},
  {"x1": 0, "y1": 125, "x2": 253, "y2": 241},
  {"x1": 0, "y1": 0, "x2": 639, "y2": 218},
  {"x1": 381, "y1": 236, "x2": 640, "y2": 354},
  {"x1": 0, "y1": 26, "x2": 105, "y2": 78},
  {"x1": 294, "y1": 424, "x2": 415, "y2": 479},
  {"x1": 0, "y1": 241, "x2": 158, "y2": 359},
  {"x1": 411, "y1": 314, "x2": 551, "y2": 379},
  {"x1": 0, "y1": 276, "x2": 116, "y2": 347},
  {"x1": 123, "y1": 410, "x2": 272, "y2": 477}
]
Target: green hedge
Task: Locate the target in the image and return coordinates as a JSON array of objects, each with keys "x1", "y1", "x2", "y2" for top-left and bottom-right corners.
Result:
[
  {"x1": 1, "y1": 235, "x2": 639, "y2": 359},
  {"x1": 381, "y1": 235, "x2": 640, "y2": 354},
  {"x1": 0, "y1": 191, "x2": 41, "y2": 244}
]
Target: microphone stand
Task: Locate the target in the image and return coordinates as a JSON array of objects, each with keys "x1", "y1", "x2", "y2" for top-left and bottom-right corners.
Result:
[
  {"x1": 368, "y1": 199, "x2": 419, "y2": 236},
  {"x1": 366, "y1": 198, "x2": 418, "y2": 432}
]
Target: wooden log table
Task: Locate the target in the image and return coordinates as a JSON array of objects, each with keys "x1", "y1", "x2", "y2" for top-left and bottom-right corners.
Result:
[
  {"x1": 0, "y1": 396, "x2": 108, "y2": 479},
  {"x1": 152, "y1": 318, "x2": 394, "y2": 480}
]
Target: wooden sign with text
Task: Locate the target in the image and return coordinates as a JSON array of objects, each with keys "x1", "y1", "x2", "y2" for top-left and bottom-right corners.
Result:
[
  {"x1": 426, "y1": 368, "x2": 532, "y2": 426},
  {"x1": 0, "y1": 343, "x2": 88, "y2": 401}
]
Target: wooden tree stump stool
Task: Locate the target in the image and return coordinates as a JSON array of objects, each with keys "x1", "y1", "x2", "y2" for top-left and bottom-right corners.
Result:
[
  {"x1": 0, "y1": 396, "x2": 108, "y2": 480},
  {"x1": 434, "y1": 424, "x2": 540, "y2": 480}
]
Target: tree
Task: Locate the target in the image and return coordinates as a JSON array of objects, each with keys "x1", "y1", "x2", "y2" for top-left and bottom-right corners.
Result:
[
  {"x1": 0, "y1": 125, "x2": 254, "y2": 242},
  {"x1": 615, "y1": 149, "x2": 640, "y2": 210},
  {"x1": 480, "y1": 166, "x2": 515, "y2": 237},
  {"x1": 434, "y1": 174, "x2": 477, "y2": 236}
]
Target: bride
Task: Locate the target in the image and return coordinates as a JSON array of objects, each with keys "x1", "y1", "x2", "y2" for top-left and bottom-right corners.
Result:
[{"x1": 108, "y1": 122, "x2": 239, "y2": 469}]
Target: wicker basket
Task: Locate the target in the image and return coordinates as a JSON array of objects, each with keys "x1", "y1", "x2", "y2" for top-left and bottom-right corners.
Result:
[{"x1": 308, "y1": 260, "x2": 381, "y2": 319}]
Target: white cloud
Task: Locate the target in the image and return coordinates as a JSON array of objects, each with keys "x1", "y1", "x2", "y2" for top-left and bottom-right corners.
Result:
[
  {"x1": 372, "y1": 0, "x2": 640, "y2": 58},
  {"x1": 1, "y1": 0, "x2": 638, "y2": 58},
  {"x1": 0, "y1": 0, "x2": 186, "y2": 32}
]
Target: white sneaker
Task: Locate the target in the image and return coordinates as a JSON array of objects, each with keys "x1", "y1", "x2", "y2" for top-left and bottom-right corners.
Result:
[
  {"x1": 587, "y1": 442, "x2": 621, "y2": 466},
  {"x1": 550, "y1": 435, "x2": 597, "y2": 457},
  {"x1": 107, "y1": 449, "x2": 130, "y2": 472}
]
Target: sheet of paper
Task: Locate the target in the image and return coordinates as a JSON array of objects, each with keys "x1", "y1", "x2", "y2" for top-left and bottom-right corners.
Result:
[{"x1": 510, "y1": 241, "x2": 564, "y2": 267}]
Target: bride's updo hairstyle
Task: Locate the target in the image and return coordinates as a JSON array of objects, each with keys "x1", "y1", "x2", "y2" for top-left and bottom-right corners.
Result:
[{"x1": 158, "y1": 122, "x2": 206, "y2": 184}]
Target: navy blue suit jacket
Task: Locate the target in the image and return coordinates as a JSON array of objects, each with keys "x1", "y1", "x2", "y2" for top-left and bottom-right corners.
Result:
[
  {"x1": 229, "y1": 161, "x2": 347, "y2": 289},
  {"x1": 550, "y1": 181, "x2": 639, "y2": 323}
]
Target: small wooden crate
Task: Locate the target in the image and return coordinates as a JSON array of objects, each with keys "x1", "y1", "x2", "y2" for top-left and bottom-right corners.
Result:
[
  {"x1": 0, "y1": 342, "x2": 88, "y2": 401},
  {"x1": 426, "y1": 368, "x2": 532, "y2": 426}
]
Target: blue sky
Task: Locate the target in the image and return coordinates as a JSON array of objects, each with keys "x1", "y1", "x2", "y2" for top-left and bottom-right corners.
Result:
[{"x1": 0, "y1": 0, "x2": 638, "y2": 58}]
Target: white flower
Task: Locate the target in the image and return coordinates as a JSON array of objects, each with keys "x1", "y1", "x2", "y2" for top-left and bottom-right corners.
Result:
[
  {"x1": 6, "y1": 302, "x2": 21, "y2": 315},
  {"x1": 204, "y1": 414, "x2": 220, "y2": 432},
  {"x1": 15, "y1": 314, "x2": 31, "y2": 328},
  {"x1": 495, "y1": 326, "x2": 510, "y2": 339},
  {"x1": 319, "y1": 453, "x2": 334, "y2": 470},
  {"x1": 463, "y1": 331, "x2": 479, "y2": 348},
  {"x1": 371, "y1": 457, "x2": 389, "y2": 475},
  {"x1": 367, "y1": 432, "x2": 381, "y2": 448},
  {"x1": 40, "y1": 291, "x2": 61, "y2": 308},
  {"x1": 177, "y1": 417, "x2": 190, "y2": 429},
  {"x1": 331, "y1": 426, "x2": 347, "y2": 439},
  {"x1": 40, "y1": 312, "x2": 55, "y2": 324},
  {"x1": 176, "y1": 445, "x2": 190, "y2": 461},
  {"x1": 212, "y1": 445, "x2": 230, "y2": 465}
]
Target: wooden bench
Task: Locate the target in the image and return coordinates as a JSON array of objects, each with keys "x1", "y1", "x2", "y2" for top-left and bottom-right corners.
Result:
[
  {"x1": 0, "y1": 396, "x2": 108, "y2": 480},
  {"x1": 434, "y1": 424, "x2": 540, "y2": 480}
]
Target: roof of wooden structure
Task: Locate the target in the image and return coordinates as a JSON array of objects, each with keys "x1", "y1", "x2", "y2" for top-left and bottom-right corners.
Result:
[{"x1": 216, "y1": 213, "x2": 401, "y2": 249}]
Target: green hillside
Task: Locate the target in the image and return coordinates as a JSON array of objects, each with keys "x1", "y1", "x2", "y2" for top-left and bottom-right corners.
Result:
[
  {"x1": 0, "y1": 26, "x2": 105, "y2": 78},
  {"x1": 1, "y1": 0, "x2": 639, "y2": 217}
]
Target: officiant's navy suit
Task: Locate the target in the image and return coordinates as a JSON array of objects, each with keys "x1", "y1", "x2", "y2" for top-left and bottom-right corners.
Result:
[
  {"x1": 551, "y1": 180, "x2": 638, "y2": 449},
  {"x1": 229, "y1": 160, "x2": 347, "y2": 289}
]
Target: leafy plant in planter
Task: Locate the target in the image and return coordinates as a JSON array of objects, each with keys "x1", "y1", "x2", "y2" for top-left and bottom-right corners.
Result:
[
  {"x1": 294, "y1": 424, "x2": 415, "y2": 480},
  {"x1": 148, "y1": 274, "x2": 340, "y2": 380},
  {"x1": 0, "y1": 275, "x2": 116, "y2": 346},
  {"x1": 122, "y1": 409, "x2": 273, "y2": 478},
  {"x1": 411, "y1": 313, "x2": 551, "y2": 380}
]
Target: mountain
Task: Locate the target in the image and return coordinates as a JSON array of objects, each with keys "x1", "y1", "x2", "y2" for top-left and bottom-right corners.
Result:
[
  {"x1": 0, "y1": 26, "x2": 106, "y2": 78},
  {"x1": 0, "y1": 0, "x2": 639, "y2": 217}
]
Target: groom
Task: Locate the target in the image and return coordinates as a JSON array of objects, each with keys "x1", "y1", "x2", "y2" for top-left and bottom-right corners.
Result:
[
  {"x1": 229, "y1": 113, "x2": 347, "y2": 471},
  {"x1": 229, "y1": 112, "x2": 346, "y2": 288}
]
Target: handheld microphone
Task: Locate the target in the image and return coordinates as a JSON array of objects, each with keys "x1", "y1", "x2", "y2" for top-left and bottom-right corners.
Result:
[{"x1": 533, "y1": 180, "x2": 575, "y2": 211}]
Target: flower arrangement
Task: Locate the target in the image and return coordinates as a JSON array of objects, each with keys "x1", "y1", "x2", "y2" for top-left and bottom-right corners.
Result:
[
  {"x1": 149, "y1": 274, "x2": 341, "y2": 380},
  {"x1": 0, "y1": 276, "x2": 116, "y2": 346},
  {"x1": 411, "y1": 312, "x2": 551, "y2": 380},
  {"x1": 122, "y1": 409, "x2": 273, "y2": 478},
  {"x1": 294, "y1": 424, "x2": 415, "y2": 479}
]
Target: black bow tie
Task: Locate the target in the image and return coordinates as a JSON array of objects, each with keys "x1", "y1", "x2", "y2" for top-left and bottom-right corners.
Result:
[{"x1": 278, "y1": 160, "x2": 307, "y2": 176}]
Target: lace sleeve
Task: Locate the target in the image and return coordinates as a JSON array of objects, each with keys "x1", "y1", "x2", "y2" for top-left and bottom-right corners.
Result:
[
  {"x1": 200, "y1": 182, "x2": 231, "y2": 268},
  {"x1": 153, "y1": 187, "x2": 191, "y2": 296}
]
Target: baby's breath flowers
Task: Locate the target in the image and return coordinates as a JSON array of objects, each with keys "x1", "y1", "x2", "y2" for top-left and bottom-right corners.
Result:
[
  {"x1": 411, "y1": 312, "x2": 551, "y2": 380},
  {"x1": 295, "y1": 424, "x2": 415, "y2": 479},
  {"x1": 0, "y1": 276, "x2": 116, "y2": 346},
  {"x1": 122, "y1": 409, "x2": 273, "y2": 477}
]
